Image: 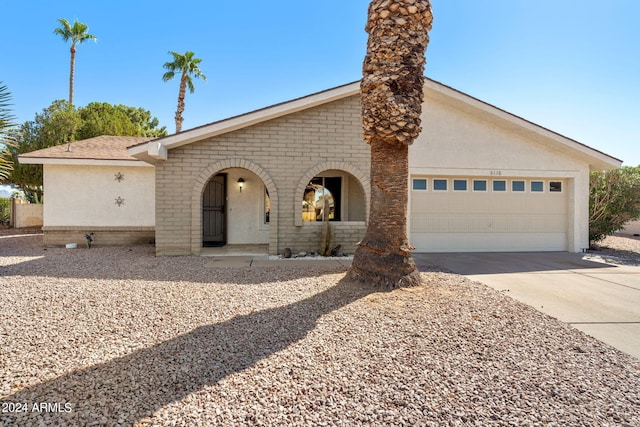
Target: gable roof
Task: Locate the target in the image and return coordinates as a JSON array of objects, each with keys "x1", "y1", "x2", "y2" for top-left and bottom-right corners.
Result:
[
  {"x1": 19, "y1": 135, "x2": 154, "y2": 167},
  {"x1": 127, "y1": 81, "x2": 362, "y2": 163},
  {"x1": 128, "y1": 78, "x2": 621, "y2": 171}
]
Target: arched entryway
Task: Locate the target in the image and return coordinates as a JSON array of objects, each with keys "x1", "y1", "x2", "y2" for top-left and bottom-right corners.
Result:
[{"x1": 192, "y1": 159, "x2": 278, "y2": 255}]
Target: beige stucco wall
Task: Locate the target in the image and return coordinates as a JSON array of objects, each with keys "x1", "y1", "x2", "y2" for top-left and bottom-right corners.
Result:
[
  {"x1": 155, "y1": 95, "x2": 370, "y2": 256},
  {"x1": 43, "y1": 164, "x2": 155, "y2": 227},
  {"x1": 224, "y1": 168, "x2": 270, "y2": 244},
  {"x1": 14, "y1": 203, "x2": 43, "y2": 228},
  {"x1": 408, "y1": 93, "x2": 592, "y2": 252},
  {"x1": 410, "y1": 98, "x2": 588, "y2": 172}
]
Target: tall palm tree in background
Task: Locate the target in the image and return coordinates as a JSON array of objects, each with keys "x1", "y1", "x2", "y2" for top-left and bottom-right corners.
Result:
[
  {"x1": 53, "y1": 18, "x2": 97, "y2": 105},
  {"x1": 162, "y1": 51, "x2": 207, "y2": 133},
  {"x1": 0, "y1": 82, "x2": 17, "y2": 182},
  {"x1": 346, "y1": 0, "x2": 433, "y2": 289}
]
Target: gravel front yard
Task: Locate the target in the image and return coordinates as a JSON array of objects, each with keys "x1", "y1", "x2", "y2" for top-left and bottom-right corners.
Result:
[{"x1": 1, "y1": 231, "x2": 639, "y2": 426}]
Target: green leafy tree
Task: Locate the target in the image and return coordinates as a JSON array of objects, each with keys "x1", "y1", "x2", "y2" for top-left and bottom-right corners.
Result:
[
  {"x1": 0, "y1": 82, "x2": 17, "y2": 182},
  {"x1": 77, "y1": 103, "x2": 167, "y2": 139},
  {"x1": 77, "y1": 102, "x2": 139, "y2": 139},
  {"x1": 589, "y1": 167, "x2": 640, "y2": 244},
  {"x1": 114, "y1": 105, "x2": 167, "y2": 138},
  {"x1": 5, "y1": 101, "x2": 81, "y2": 201},
  {"x1": 54, "y1": 18, "x2": 97, "y2": 105},
  {"x1": 162, "y1": 51, "x2": 206, "y2": 133}
]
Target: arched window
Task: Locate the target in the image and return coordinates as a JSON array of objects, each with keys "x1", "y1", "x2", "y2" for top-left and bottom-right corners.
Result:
[
  {"x1": 302, "y1": 176, "x2": 341, "y2": 222},
  {"x1": 300, "y1": 170, "x2": 366, "y2": 223}
]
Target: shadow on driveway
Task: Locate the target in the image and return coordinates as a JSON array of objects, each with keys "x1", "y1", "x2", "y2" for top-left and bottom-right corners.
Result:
[{"x1": 414, "y1": 252, "x2": 615, "y2": 275}]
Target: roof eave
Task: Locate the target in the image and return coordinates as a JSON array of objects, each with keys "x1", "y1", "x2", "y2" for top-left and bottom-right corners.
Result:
[{"x1": 18, "y1": 157, "x2": 154, "y2": 167}]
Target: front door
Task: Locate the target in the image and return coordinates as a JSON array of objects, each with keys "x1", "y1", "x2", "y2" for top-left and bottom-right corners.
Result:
[{"x1": 203, "y1": 174, "x2": 226, "y2": 246}]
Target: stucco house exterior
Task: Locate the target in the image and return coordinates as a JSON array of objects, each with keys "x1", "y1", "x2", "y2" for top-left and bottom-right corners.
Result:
[
  {"x1": 21, "y1": 79, "x2": 622, "y2": 254},
  {"x1": 19, "y1": 136, "x2": 156, "y2": 246}
]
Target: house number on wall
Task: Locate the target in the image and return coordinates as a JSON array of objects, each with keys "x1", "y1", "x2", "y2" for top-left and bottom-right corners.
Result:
[{"x1": 490, "y1": 170, "x2": 502, "y2": 176}]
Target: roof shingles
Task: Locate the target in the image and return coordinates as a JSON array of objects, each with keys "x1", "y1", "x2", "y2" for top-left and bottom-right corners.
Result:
[{"x1": 19, "y1": 136, "x2": 154, "y2": 161}]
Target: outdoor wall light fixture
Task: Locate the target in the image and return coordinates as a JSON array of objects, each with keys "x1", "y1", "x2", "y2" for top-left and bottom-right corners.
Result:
[{"x1": 237, "y1": 177, "x2": 245, "y2": 192}]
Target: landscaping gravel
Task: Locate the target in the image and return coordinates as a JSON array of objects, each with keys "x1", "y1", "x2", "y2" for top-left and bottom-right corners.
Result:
[
  {"x1": 1, "y1": 231, "x2": 639, "y2": 426},
  {"x1": 587, "y1": 233, "x2": 640, "y2": 266}
]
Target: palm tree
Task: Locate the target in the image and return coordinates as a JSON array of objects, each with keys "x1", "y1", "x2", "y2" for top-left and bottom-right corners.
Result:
[
  {"x1": 345, "y1": 0, "x2": 433, "y2": 289},
  {"x1": 53, "y1": 18, "x2": 97, "y2": 105},
  {"x1": 0, "y1": 82, "x2": 17, "y2": 182},
  {"x1": 162, "y1": 51, "x2": 207, "y2": 133}
]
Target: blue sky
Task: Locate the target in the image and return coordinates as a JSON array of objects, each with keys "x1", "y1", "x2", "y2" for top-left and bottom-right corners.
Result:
[{"x1": 2, "y1": 0, "x2": 639, "y2": 166}]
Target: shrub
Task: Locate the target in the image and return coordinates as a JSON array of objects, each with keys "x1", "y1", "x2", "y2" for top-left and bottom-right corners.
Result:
[
  {"x1": 0, "y1": 197, "x2": 9, "y2": 225},
  {"x1": 589, "y1": 167, "x2": 640, "y2": 243}
]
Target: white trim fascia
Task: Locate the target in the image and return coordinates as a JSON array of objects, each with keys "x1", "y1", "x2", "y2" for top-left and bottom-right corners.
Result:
[
  {"x1": 129, "y1": 82, "x2": 361, "y2": 159},
  {"x1": 18, "y1": 157, "x2": 154, "y2": 167},
  {"x1": 148, "y1": 140, "x2": 168, "y2": 160},
  {"x1": 127, "y1": 142, "x2": 149, "y2": 157},
  {"x1": 424, "y1": 79, "x2": 622, "y2": 170}
]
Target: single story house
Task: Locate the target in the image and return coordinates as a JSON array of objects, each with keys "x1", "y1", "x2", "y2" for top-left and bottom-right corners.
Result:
[{"x1": 20, "y1": 79, "x2": 622, "y2": 254}]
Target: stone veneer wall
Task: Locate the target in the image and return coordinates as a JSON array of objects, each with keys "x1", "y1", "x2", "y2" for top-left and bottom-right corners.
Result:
[
  {"x1": 155, "y1": 95, "x2": 371, "y2": 256},
  {"x1": 43, "y1": 226, "x2": 155, "y2": 247},
  {"x1": 286, "y1": 222, "x2": 368, "y2": 255}
]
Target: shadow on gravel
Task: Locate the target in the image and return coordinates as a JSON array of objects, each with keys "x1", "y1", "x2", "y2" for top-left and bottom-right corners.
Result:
[
  {"x1": 0, "y1": 234, "x2": 348, "y2": 284},
  {"x1": 0, "y1": 277, "x2": 374, "y2": 425},
  {"x1": 586, "y1": 247, "x2": 640, "y2": 266}
]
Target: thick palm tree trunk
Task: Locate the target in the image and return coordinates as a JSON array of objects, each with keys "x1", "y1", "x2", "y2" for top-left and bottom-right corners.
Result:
[
  {"x1": 69, "y1": 44, "x2": 76, "y2": 105},
  {"x1": 346, "y1": 0, "x2": 433, "y2": 289},
  {"x1": 349, "y1": 138, "x2": 421, "y2": 287}
]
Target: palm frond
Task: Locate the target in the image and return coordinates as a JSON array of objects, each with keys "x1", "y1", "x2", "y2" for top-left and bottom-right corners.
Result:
[
  {"x1": 0, "y1": 82, "x2": 17, "y2": 181},
  {"x1": 54, "y1": 18, "x2": 97, "y2": 44}
]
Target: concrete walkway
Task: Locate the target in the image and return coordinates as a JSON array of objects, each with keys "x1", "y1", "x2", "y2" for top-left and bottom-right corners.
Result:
[{"x1": 415, "y1": 252, "x2": 640, "y2": 359}]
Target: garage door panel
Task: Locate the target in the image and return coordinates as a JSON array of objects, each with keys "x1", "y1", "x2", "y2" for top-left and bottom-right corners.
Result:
[
  {"x1": 524, "y1": 197, "x2": 566, "y2": 214},
  {"x1": 470, "y1": 216, "x2": 490, "y2": 231},
  {"x1": 410, "y1": 176, "x2": 568, "y2": 252},
  {"x1": 449, "y1": 197, "x2": 469, "y2": 212},
  {"x1": 411, "y1": 194, "x2": 449, "y2": 213},
  {"x1": 449, "y1": 215, "x2": 471, "y2": 232},
  {"x1": 411, "y1": 232, "x2": 567, "y2": 252},
  {"x1": 489, "y1": 215, "x2": 514, "y2": 232},
  {"x1": 528, "y1": 214, "x2": 566, "y2": 233}
]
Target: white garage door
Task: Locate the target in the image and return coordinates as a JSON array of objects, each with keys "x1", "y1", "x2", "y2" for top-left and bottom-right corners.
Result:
[{"x1": 410, "y1": 177, "x2": 568, "y2": 252}]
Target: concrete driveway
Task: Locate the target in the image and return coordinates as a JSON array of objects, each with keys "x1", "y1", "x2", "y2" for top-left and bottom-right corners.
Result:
[{"x1": 414, "y1": 252, "x2": 640, "y2": 359}]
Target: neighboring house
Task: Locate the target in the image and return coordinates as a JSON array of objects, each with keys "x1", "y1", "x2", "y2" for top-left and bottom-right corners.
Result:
[
  {"x1": 21, "y1": 79, "x2": 622, "y2": 254},
  {"x1": 19, "y1": 136, "x2": 155, "y2": 246}
]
